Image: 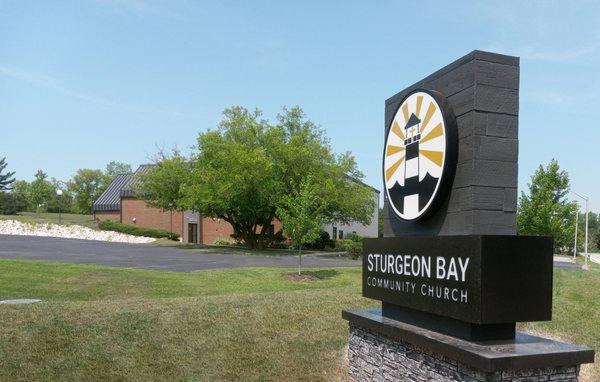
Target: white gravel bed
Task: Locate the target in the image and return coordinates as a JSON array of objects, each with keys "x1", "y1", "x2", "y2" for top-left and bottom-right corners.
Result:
[{"x1": 0, "y1": 220, "x2": 155, "y2": 244}]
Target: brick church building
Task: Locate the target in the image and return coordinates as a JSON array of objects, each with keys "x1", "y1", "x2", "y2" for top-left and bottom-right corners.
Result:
[{"x1": 93, "y1": 165, "x2": 379, "y2": 244}]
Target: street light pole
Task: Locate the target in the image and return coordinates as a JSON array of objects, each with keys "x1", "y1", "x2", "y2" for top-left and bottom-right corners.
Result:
[
  {"x1": 573, "y1": 211, "x2": 578, "y2": 260},
  {"x1": 56, "y1": 189, "x2": 63, "y2": 225},
  {"x1": 571, "y1": 190, "x2": 589, "y2": 270},
  {"x1": 169, "y1": 202, "x2": 173, "y2": 234}
]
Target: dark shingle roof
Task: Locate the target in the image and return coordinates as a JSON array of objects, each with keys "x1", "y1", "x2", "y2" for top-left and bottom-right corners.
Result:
[
  {"x1": 120, "y1": 164, "x2": 155, "y2": 198},
  {"x1": 92, "y1": 172, "x2": 134, "y2": 212},
  {"x1": 92, "y1": 164, "x2": 156, "y2": 212}
]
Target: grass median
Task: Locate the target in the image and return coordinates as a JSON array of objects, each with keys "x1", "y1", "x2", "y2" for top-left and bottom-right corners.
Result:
[{"x1": 0, "y1": 259, "x2": 598, "y2": 381}]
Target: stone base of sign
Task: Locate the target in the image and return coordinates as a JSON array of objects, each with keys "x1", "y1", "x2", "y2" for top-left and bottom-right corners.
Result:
[{"x1": 343, "y1": 309, "x2": 594, "y2": 382}]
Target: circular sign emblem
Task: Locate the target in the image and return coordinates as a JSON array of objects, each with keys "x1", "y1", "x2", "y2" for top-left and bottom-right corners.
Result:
[{"x1": 383, "y1": 89, "x2": 457, "y2": 221}]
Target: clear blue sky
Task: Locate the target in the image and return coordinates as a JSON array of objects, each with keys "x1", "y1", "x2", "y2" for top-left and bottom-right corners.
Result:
[{"x1": 1, "y1": 1, "x2": 599, "y2": 210}]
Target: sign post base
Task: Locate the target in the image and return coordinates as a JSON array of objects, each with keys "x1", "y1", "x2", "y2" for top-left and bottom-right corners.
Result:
[{"x1": 343, "y1": 309, "x2": 593, "y2": 382}]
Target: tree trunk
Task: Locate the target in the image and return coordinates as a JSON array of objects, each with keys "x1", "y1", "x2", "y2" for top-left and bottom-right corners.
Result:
[
  {"x1": 298, "y1": 243, "x2": 302, "y2": 275},
  {"x1": 222, "y1": 216, "x2": 272, "y2": 250},
  {"x1": 240, "y1": 230, "x2": 265, "y2": 250}
]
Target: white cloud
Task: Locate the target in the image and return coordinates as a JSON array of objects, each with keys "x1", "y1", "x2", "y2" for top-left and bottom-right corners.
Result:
[
  {"x1": 485, "y1": 43, "x2": 598, "y2": 64},
  {"x1": 0, "y1": 64, "x2": 200, "y2": 119},
  {"x1": 0, "y1": 64, "x2": 122, "y2": 108},
  {"x1": 520, "y1": 44, "x2": 598, "y2": 63},
  {"x1": 521, "y1": 90, "x2": 566, "y2": 105},
  {"x1": 95, "y1": 0, "x2": 187, "y2": 20}
]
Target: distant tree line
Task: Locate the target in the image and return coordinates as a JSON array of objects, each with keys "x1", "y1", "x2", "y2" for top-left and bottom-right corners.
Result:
[
  {"x1": 517, "y1": 159, "x2": 599, "y2": 254},
  {"x1": 0, "y1": 157, "x2": 131, "y2": 215}
]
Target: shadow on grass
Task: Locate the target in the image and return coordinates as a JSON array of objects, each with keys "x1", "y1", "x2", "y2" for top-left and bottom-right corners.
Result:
[
  {"x1": 154, "y1": 241, "x2": 315, "y2": 257},
  {"x1": 301, "y1": 269, "x2": 340, "y2": 280}
]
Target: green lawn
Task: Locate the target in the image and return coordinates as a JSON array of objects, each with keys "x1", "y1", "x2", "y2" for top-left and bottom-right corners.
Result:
[
  {"x1": 0, "y1": 259, "x2": 598, "y2": 381},
  {"x1": 0, "y1": 212, "x2": 98, "y2": 229}
]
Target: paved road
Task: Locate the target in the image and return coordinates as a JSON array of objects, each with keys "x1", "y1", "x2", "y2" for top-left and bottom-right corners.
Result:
[
  {"x1": 0, "y1": 235, "x2": 359, "y2": 272},
  {"x1": 553, "y1": 255, "x2": 581, "y2": 270}
]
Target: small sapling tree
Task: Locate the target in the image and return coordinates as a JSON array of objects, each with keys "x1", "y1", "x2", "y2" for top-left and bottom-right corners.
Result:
[{"x1": 277, "y1": 177, "x2": 327, "y2": 275}]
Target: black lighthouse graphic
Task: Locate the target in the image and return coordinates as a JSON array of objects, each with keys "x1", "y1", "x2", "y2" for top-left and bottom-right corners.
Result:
[{"x1": 388, "y1": 112, "x2": 438, "y2": 218}]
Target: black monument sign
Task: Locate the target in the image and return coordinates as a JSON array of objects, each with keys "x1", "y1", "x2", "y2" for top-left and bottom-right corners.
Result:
[
  {"x1": 362, "y1": 235, "x2": 553, "y2": 340},
  {"x1": 368, "y1": 51, "x2": 554, "y2": 341},
  {"x1": 343, "y1": 50, "x2": 593, "y2": 381}
]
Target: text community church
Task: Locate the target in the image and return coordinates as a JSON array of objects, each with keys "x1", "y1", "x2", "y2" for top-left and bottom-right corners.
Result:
[{"x1": 366, "y1": 253, "x2": 470, "y2": 303}]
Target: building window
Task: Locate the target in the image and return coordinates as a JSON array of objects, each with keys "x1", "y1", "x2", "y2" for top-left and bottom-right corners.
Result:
[
  {"x1": 332, "y1": 227, "x2": 337, "y2": 240},
  {"x1": 339, "y1": 230, "x2": 344, "y2": 239}
]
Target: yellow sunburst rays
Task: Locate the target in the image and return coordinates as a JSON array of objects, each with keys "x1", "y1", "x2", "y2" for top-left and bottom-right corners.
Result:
[
  {"x1": 385, "y1": 134, "x2": 405, "y2": 182},
  {"x1": 390, "y1": 120, "x2": 405, "y2": 140},
  {"x1": 385, "y1": 95, "x2": 428, "y2": 182},
  {"x1": 420, "y1": 102, "x2": 436, "y2": 133},
  {"x1": 386, "y1": 117, "x2": 407, "y2": 181},
  {"x1": 415, "y1": 95, "x2": 423, "y2": 118},
  {"x1": 420, "y1": 150, "x2": 443, "y2": 166},
  {"x1": 385, "y1": 156, "x2": 405, "y2": 182},
  {"x1": 402, "y1": 103, "x2": 409, "y2": 123},
  {"x1": 413, "y1": 98, "x2": 445, "y2": 167},
  {"x1": 419, "y1": 121, "x2": 444, "y2": 166},
  {"x1": 385, "y1": 121, "x2": 406, "y2": 181}
]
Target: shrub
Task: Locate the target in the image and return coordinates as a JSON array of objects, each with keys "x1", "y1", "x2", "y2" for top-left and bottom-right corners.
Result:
[
  {"x1": 345, "y1": 232, "x2": 364, "y2": 243},
  {"x1": 98, "y1": 220, "x2": 179, "y2": 240},
  {"x1": 0, "y1": 192, "x2": 18, "y2": 215},
  {"x1": 304, "y1": 230, "x2": 332, "y2": 250},
  {"x1": 336, "y1": 239, "x2": 363, "y2": 259},
  {"x1": 269, "y1": 242, "x2": 290, "y2": 250},
  {"x1": 213, "y1": 239, "x2": 233, "y2": 246}
]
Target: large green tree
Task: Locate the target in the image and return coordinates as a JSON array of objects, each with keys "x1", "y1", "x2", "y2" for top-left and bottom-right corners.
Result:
[
  {"x1": 517, "y1": 159, "x2": 577, "y2": 253},
  {"x1": 575, "y1": 211, "x2": 600, "y2": 253},
  {"x1": 10, "y1": 180, "x2": 30, "y2": 212},
  {"x1": 68, "y1": 169, "x2": 104, "y2": 214},
  {"x1": 29, "y1": 170, "x2": 54, "y2": 214},
  {"x1": 104, "y1": 161, "x2": 132, "y2": 178},
  {"x1": 143, "y1": 106, "x2": 375, "y2": 249},
  {"x1": 0, "y1": 157, "x2": 16, "y2": 191}
]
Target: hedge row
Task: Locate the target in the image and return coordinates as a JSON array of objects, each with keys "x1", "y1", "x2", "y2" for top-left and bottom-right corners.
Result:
[{"x1": 98, "y1": 220, "x2": 180, "y2": 241}]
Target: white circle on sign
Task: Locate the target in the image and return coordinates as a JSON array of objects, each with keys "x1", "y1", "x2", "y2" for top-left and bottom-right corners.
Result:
[{"x1": 383, "y1": 90, "x2": 452, "y2": 221}]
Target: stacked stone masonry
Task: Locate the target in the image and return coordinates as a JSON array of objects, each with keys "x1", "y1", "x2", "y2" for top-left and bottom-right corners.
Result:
[{"x1": 348, "y1": 325, "x2": 580, "y2": 382}]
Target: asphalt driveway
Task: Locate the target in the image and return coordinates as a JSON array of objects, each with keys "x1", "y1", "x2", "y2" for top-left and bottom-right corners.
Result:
[{"x1": 0, "y1": 235, "x2": 359, "y2": 272}]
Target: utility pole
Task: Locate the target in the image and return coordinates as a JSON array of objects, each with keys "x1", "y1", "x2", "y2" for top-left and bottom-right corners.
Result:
[
  {"x1": 571, "y1": 190, "x2": 589, "y2": 270},
  {"x1": 573, "y1": 211, "x2": 578, "y2": 260}
]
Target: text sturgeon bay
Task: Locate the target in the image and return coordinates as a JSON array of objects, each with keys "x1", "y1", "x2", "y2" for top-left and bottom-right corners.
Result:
[{"x1": 366, "y1": 253, "x2": 470, "y2": 303}]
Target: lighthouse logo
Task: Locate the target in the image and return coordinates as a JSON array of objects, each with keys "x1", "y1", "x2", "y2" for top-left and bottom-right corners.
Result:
[{"x1": 383, "y1": 89, "x2": 457, "y2": 221}]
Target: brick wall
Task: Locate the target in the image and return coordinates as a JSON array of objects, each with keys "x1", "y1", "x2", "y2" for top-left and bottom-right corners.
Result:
[
  {"x1": 200, "y1": 218, "x2": 283, "y2": 245},
  {"x1": 201, "y1": 217, "x2": 235, "y2": 244},
  {"x1": 118, "y1": 197, "x2": 284, "y2": 245},
  {"x1": 121, "y1": 198, "x2": 183, "y2": 236},
  {"x1": 93, "y1": 211, "x2": 120, "y2": 221}
]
